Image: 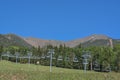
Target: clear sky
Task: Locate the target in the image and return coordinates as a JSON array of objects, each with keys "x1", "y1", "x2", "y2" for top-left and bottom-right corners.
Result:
[{"x1": 0, "y1": 0, "x2": 120, "y2": 41}]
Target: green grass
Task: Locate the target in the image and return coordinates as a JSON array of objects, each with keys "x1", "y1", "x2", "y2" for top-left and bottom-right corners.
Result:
[{"x1": 0, "y1": 60, "x2": 120, "y2": 80}]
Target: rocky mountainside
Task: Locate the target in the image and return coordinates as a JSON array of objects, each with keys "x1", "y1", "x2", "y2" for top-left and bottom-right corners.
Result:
[{"x1": 0, "y1": 34, "x2": 120, "y2": 48}]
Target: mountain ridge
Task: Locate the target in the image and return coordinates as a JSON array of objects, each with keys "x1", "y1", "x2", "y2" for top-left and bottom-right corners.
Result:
[{"x1": 0, "y1": 33, "x2": 119, "y2": 48}]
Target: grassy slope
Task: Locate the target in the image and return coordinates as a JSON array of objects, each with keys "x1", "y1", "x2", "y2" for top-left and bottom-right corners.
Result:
[{"x1": 0, "y1": 61, "x2": 120, "y2": 80}]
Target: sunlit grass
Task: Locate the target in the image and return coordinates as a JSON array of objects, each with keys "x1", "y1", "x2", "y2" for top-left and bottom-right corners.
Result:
[{"x1": 0, "y1": 60, "x2": 120, "y2": 80}]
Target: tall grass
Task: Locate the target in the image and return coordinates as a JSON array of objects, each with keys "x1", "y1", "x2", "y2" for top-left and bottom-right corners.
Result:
[{"x1": 0, "y1": 60, "x2": 119, "y2": 80}]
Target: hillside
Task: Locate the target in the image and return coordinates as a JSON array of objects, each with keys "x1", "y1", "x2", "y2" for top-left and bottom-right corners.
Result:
[
  {"x1": 24, "y1": 34, "x2": 120, "y2": 48},
  {"x1": 24, "y1": 34, "x2": 114, "y2": 48},
  {"x1": 0, "y1": 33, "x2": 120, "y2": 48},
  {"x1": 0, "y1": 60, "x2": 119, "y2": 80},
  {"x1": 65, "y1": 34, "x2": 110, "y2": 47},
  {"x1": 0, "y1": 34, "x2": 14, "y2": 46},
  {"x1": 0, "y1": 34, "x2": 32, "y2": 48},
  {"x1": 24, "y1": 37, "x2": 64, "y2": 48}
]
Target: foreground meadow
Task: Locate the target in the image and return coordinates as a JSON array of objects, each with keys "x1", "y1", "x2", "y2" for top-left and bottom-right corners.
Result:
[{"x1": 0, "y1": 60, "x2": 120, "y2": 80}]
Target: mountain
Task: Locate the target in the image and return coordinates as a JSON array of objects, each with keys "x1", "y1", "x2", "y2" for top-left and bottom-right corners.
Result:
[
  {"x1": 67, "y1": 34, "x2": 112, "y2": 47},
  {"x1": 24, "y1": 37, "x2": 65, "y2": 48},
  {"x1": 0, "y1": 33, "x2": 120, "y2": 48},
  {"x1": 0, "y1": 34, "x2": 13, "y2": 46},
  {"x1": 24, "y1": 34, "x2": 119, "y2": 48},
  {"x1": 0, "y1": 34, "x2": 32, "y2": 48}
]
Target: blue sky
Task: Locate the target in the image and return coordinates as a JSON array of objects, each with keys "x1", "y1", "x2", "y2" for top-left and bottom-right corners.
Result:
[{"x1": 0, "y1": 0, "x2": 120, "y2": 41}]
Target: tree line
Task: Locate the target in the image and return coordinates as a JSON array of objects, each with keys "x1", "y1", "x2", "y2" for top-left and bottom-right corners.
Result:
[{"x1": 0, "y1": 44, "x2": 120, "y2": 72}]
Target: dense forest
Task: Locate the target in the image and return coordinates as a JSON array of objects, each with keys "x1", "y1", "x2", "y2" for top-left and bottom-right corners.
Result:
[{"x1": 0, "y1": 44, "x2": 120, "y2": 72}]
